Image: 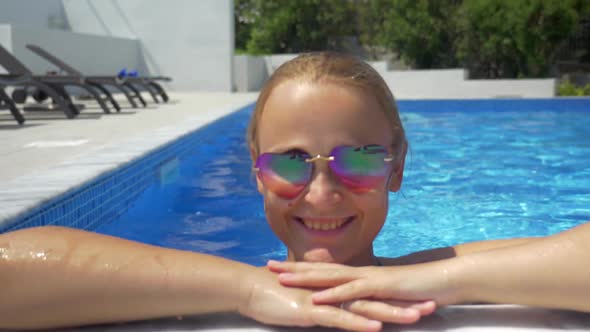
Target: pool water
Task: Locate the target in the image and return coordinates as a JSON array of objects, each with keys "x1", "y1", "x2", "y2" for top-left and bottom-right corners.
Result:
[{"x1": 96, "y1": 105, "x2": 590, "y2": 266}]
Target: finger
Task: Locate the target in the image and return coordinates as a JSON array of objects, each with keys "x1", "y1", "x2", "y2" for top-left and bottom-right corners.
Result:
[
  {"x1": 411, "y1": 300, "x2": 437, "y2": 316},
  {"x1": 312, "y1": 279, "x2": 377, "y2": 304},
  {"x1": 278, "y1": 269, "x2": 360, "y2": 287},
  {"x1": 267, "y1": 260, "x2": 344, "y2": 273},
  {"x1": 309, "y1": 304, "x2": 382, "y2": 332},
  {"x1": 382, "y1": 300, "x2": 437, "y2": 316},
  {"x1": 345, "y1": 300, "x2": 421, "y2": 324}
]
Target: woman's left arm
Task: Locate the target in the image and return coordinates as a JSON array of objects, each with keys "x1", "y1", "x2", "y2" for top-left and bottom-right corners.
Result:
[
  {"x1": 271, "y1": 222, "x2": 590, "y2": 313},
  {"x1": 451, "y1": 221, "x2": 590, "y2": 311},
  {"x1": 387, "y1": 237, "x2": 539, "y2": 265}
]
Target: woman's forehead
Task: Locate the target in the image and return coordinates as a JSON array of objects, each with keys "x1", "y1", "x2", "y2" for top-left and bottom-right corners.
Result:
[{"x1": 257, "y1": 81, "x2": 394, "y2": 153}]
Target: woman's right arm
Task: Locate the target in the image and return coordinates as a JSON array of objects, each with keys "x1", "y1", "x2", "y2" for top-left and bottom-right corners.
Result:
[
  {"x1": 0, "y1": 226, "x2": 254, "y2": 329},
  {"x1": 0, "y1": 226, "x2": 395, "y2": 332}
]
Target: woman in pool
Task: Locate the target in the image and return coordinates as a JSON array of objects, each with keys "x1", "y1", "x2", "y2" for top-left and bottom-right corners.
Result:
[
  {"x1": 245, "y1": 51, "x2": 590, "y2": 314},
  {"x1": 1, "y1": 52, "x2": 588, "y2": 331}
]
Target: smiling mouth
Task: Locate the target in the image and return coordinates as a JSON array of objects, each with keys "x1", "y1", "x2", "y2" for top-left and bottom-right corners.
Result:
[{"x1": 294, "y1": 216, "x2": 356, "y2": 231}]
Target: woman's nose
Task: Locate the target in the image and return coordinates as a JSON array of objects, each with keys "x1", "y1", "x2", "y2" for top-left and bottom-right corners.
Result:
[{"x1": 303, "y1": 167, "x2": 343, "y2": 206}]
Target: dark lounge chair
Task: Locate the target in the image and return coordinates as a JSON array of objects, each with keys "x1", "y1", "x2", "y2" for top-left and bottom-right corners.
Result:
[
  {"x1": 0, "y1": 44, "x2": 112, "y2": 119},
  {"x1": 26, "y1": 44, "x2": 171, "y2": 105},
  {"x1": 26, "y1": 44, "x2": 144, "y2": 108}
]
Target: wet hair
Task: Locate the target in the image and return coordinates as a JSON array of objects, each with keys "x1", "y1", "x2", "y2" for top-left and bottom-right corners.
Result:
[{"x1": 247, "y1": 52, "x2": 407, "y2": 161}]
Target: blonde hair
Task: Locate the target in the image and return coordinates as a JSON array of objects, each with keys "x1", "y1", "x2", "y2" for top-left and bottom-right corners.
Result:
[{"x1": 247, "y1": 52, "x2": 407, "y2": 161}]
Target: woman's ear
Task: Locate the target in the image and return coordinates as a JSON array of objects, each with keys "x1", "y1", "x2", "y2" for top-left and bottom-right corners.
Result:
[
  {"x1": 249, "y1": 144, "x2": 257, "y2": 162},
  {"x1": 250, "y1": 145, "x2": 264, "y2": 194},
  {"x1": 389, "y1": 144, "x2": 407, "y2": 192}
]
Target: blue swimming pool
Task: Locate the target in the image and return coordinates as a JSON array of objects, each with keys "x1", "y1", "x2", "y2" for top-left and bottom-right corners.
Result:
[{"x1": 94, "y1": 100, "x2": 590, "y2": 266}]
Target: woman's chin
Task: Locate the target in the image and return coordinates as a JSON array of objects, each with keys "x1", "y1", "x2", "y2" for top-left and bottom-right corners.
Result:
[
  {"x1": 288, "y1": 246, "x2": 377, "y2": 266},
  {"x1": 302, "y1": 247, "x2": 338, "y2": 263},
  {"x1": 286, "y1": 246, "x2": 343, "y2": 263}
]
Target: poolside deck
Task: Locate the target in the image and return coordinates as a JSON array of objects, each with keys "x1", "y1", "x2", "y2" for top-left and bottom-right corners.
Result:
[
  {"x1": 0, "y1": 92, "x2": 257, "y2": 227},
  {"x1": 44, "y1": 305, "x2": 590, "y2": 332}
]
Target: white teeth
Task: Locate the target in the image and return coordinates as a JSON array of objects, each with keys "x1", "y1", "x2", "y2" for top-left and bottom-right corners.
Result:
[{"x1": 301, "y1": 219, "x2": 348, "y2": 231}]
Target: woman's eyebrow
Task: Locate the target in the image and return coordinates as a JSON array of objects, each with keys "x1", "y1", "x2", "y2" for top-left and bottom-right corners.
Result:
[
  {"x1": 280, "y1": 148, "x2": 310, "y2": 155},
  {"x1": 265, "y1": 144, "x2": 310, "y2": 154}
]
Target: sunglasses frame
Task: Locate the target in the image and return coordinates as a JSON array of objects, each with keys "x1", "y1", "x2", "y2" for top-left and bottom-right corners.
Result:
[{"x1": 253, "y1": 145, "x2": 395, "y2": 197}]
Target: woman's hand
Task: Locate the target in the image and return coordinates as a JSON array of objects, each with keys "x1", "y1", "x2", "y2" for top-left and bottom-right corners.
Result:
[
  {"x1": 238, "y1": 267, "x2": 385, "y2": 332},
  {"x1": 238, "y1": 267, "x2": 435, "y2": 332},
  {"x1": 268, "y1": 260, "x2": 461, "y2": 319}
]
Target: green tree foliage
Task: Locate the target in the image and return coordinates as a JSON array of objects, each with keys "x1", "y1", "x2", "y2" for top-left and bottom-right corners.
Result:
[
  {"x1": 235, "y1": 0, "x2": 357, "y2": 54},
  {"x1": 234, "y1": 0, "x2": 256, "y2": 52},
  {"x1": 557, "y1": 79, "x2": 590, "y2": 96},
  {"x1": 359, "y1": 0, "x2": 586, "y2": 77},
  {"x1": 457, "y1": 0, "x2": 584, "y2": 78},
  {"x1": 356, "y1": 0, "x2": 388, "y2": 60},
  {"x1": 235, "y1": 0, "x2": 589, "y2": 78},
  {"x1": 359, "y1": 0, "x2": 461, "y2": 67}
]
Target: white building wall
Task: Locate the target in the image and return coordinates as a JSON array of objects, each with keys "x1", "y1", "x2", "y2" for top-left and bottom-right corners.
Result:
[
  {"x1": 0, "y1": 24, "x2": 142, "y2": 76},
  {"x1": 384, "y1": 77, "x2": 556, "y2": 99},
  {"x1": 382, "y1": 69, "x2": 467, "y2": 82},
  {"x1": 62, "y1": 0, "x2": 234, "y2": 92},
  {"x1": 460, "y1": 79, "x2": 556, "y2": 99},
  {"x1": 234, "y1": 54, "x2": 556, "y2": 98},
  {"x1": 234, "y1": 55, "x2": 267, "y2": 92},
  {"x1": 264, "y1": 54, "x2": 298, "y2": 74},
  {"x1": 0, "y1": 0, "x2": 69, "y2": 30},
  {"x1": 0, "y1": 25, "x2": 11, "y2": 75}
]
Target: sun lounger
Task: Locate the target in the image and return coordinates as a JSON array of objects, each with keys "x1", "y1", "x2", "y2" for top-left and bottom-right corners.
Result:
[
  {"x1": 27, "y1": 44, "x2": 170, "y2": 105},
  {"x1": 26, "y1": 44, "x2": 144, "y2": 108},
  {"x1": 0, "y1": 44, "x2": 111, "y2": 117}
]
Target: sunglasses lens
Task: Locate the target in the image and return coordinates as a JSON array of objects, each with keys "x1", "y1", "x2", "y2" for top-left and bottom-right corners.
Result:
[
  {"x1": 330, "y1": 145, "x2": 391, "y2": 192},
  {"x1": 255, "y1": 152, "x2": 311, "y2": 199}
]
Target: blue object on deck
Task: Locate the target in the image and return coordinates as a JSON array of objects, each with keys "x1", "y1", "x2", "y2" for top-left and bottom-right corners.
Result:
[
  {"x1": 118, "y1": 68, "x2": 139, "y2": 78},
  {"x1": 117, "y1": 68, "x2": 127, "y2": 79}
]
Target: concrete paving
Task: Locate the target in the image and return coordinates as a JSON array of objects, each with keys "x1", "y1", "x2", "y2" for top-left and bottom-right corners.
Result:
[{"x1": 0, "y1": 92, "x2": 258, "y2": 227}]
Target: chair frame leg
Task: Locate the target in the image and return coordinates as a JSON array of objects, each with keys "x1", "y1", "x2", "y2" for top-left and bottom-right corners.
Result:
[
  {"x1": 136, "y1": 80, "x2": 160, "y2": 103},
  {"x1": 0, "y1": 87, "x2": 25, "y2": 124},
  {"x1": 148, "y1": 81, "x2": 169, "y2": 102},
  {"x1": 64, "y1": 82, "x2": 111, "y2": 114},
  {"x1": 123, "y1": 82, "x2": 147, "y2": 107},
  {"x1": 26, "y1": 81, "x2": 77, "y2": 118},
  {"x1": 91, "y1": 80, "x2": 139, "y2": 108},
  {"x1": 86, "y1": 82, "x2": 121, "y2": 112}
]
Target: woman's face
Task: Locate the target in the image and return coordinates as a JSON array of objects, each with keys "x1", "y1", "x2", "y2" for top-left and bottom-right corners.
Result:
[{"x1": 255, "y1": 80, "x2": 404, "y2": 266}]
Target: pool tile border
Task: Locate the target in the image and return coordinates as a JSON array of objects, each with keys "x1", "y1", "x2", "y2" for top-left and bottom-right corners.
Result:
[{"x1": 0, "y1": 104, "x2": 250, "y2": 233}]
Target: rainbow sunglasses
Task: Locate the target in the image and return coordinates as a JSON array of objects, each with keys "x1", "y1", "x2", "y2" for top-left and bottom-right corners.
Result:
[{"x1": 253, "y1": 144, "x2": 394, "y2": 199}]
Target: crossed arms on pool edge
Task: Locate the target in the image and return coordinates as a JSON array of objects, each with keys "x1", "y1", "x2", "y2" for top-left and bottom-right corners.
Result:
[{"x1": 0, "y1": 222, "x2": 589, "y2": 331}]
